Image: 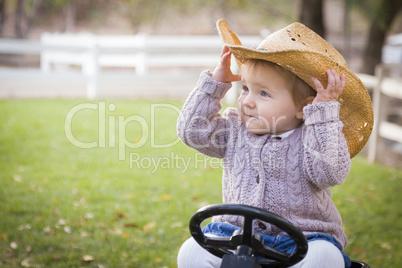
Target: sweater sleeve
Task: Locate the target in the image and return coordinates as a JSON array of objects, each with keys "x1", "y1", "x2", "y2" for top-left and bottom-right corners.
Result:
[
  {"x1": 177, "y1": 71, "x2": 233, "y2": 158},
  {"x1": 302, "y1": 101, "x2": 351, "y2": 189}
]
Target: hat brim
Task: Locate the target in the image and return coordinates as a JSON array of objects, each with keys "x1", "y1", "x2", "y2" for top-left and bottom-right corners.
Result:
[{"x1": 217, "y1": 19, "x2": 373, "y2": 158}]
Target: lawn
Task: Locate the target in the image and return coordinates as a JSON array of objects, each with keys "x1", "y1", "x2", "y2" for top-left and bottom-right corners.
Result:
[{"x1": 0, "y1": 99, "x2": 401, "y2": 267}]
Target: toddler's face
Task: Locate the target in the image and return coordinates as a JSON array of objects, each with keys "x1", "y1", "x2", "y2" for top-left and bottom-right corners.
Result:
[{"x1": 237, "y1": 63, "x2": 303, "y2": 135}]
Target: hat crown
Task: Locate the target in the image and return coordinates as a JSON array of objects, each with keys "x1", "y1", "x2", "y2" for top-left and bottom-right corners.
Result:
[{"x1": 258, "y1": 22, "x2": 347, "y2": 69}]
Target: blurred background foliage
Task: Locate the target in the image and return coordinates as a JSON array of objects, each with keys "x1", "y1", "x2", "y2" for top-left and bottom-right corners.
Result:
[{"x1": 0, "y1": 0, "x2": 401, "y2": 73}]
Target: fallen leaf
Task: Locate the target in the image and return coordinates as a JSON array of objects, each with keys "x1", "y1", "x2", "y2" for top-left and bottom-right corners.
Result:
[
  {"x1": 13, "y1": 175, "x2": 22, "y2": 182},
  {"x1": 82, "y1": 255, "x2": 95, "y2": 262},
  {"x1": 159, "y1": 194, "x2": 172, "y2": 201},
  {"x1": 380, "y1": 242, "x2": 392, "y2": 251},
  {"x1": 143, "y1": 222, "x2": 156, "y2": 234},
  {"x1": 121, "y1": 233, "x2": 131, "y2": 239},
  {"x1": 57, "y1": 219, "x2": 67, "y2": 225},
  {"x1": 18, "y1": 224, "x2": 32, "y2": 231},
  {"x1": 73, "y1": 221, "x2": 86, "y2": 227},
  {"x1": 85, "y1": 212, "x2": 94, "y2": 219},
  {"x1": 81, "y1": 232, "x2": 89, "y2": 238},
  {"x1": 64, "y1": 226, "x2": 71, "y2": 234},
  {"x1": 3, "y1": 248, "x2": 14, "y2": 258},
  {"x1": 21, "y1": 258, "x2": 31, "y2": 267},
  {"x1": 114, "y1": 211, "x2": 129, "y2": 221},
  {"x1": 56, "y1": 219, "x2": 67, "y2": 229},
  {"x1": 374, "y1": 259, "x2": 382, "y2": 265},
  {"x1": 110, "y1": 228, "x2": 123, "y2": 235},
  {"x1": 0, "y1": 233, "x2": 8, "y2": 240},
  {"x1": 124, "y1": 222, "x2": 139, "y2": 228},
  {"x1": 43, "y1": 226, "x2": 52, "y2": 233},
  {"x1": 154, "y1": 257, "x2": 162, "y2": 263},
  {"x1": 351, "y1": 247, "x2": 362, "y2": 255},
  {"x1": 10, "y1": 242, "x2": 18, "y2": 249}
]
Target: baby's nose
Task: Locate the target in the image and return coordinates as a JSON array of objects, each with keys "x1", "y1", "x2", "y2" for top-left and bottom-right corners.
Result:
[{"x1": 243, "y1": 94, "x2": 255, "y2": 108}]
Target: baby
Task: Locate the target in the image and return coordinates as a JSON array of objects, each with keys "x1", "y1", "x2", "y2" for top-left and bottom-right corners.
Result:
[{"x1": 177, "y1": 19, "x2": 373, "y2": 268}]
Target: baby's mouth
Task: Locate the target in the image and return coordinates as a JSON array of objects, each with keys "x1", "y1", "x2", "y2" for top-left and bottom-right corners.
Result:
[{"x1": 244, "y1": 113, "x2": 257, "y2": 119}]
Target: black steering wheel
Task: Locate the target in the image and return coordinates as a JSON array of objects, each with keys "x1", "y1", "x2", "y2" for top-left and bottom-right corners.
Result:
[{"x1": 189, "y1": 204, "x2": 308, "y2": 267}]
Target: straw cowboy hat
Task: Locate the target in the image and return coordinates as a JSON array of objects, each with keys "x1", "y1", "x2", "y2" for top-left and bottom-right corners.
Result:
[{"x1": 216, "y1": 18, "x2": 373, "y2": 158}]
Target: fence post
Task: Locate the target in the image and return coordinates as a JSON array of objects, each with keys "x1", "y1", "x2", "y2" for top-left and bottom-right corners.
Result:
[
  {"x1": 368, "y1": 65, "x2": 388, "y2": 163},
  {"x1": 135, "y1": 33, "x2": 147, "y2": 75},
  {"x1": 40, "y1": 33, "x2": 50, "y2": 73},
  {"x1": 85, "y1": 37, "x2": 100, "y2": 99}
]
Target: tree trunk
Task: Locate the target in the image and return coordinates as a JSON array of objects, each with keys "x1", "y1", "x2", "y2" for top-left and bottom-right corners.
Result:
[
  {"x1": 0, "y1": 0, "x2": 5, "y2": 37},
  {"x1": 14, "y1": 0, "x2": 42, "y2": 39},
  {"x1": 299, "y1": 0, "x2": 326, "y2": 38},
  {"x1": 65, "y1": 0, "x2": 76, "y2": 32},
  {"x1": 15, "y1": 0, "x2": 24, "y2": 39},
  {"x1": 360, "y1": 0, "x2": 402, "y2": 75}
]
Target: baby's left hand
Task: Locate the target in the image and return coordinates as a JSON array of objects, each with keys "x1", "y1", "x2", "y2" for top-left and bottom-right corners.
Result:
[{"x1": 312, "y1": 69, "x2": 345, "y2": 104}]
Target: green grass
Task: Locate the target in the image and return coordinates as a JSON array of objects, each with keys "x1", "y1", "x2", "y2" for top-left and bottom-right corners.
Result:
[{"x1": 0, "y1": 99, "x2": 401, "y2": 267}]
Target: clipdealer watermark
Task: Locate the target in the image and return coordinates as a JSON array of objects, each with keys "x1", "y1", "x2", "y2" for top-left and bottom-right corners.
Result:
[
  {"x1": 129, "y1": 152, "x2": 223, "y2": 173},
  {"x1": 64, "y1": 101, "x2": 181, "y2": 161},
  {"x1": 63, "y1": 101, "x2": 224, "y2": 173},
  {"x1": 64, "y1": 101, "x2": 340, "y2": 172}
]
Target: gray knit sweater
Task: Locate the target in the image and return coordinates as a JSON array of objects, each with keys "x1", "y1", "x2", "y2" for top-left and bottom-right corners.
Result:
[{"x1": 177, "y1": 71, "x2": 351, "y2": 249}]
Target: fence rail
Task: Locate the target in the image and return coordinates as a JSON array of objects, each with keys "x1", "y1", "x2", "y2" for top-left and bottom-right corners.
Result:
[
  {"x1": 367, "y1": 64, "x2": 402, "y2": 163},
  {"x1": 0, "y1": 33, "x2": 262, "y2": 99},
  {"x1": 1, "y1": 34, "x2": 402, "y2": 162}
]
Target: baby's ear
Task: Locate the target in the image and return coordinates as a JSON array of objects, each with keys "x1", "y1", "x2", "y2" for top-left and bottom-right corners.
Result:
[{"x1": 296, "y1": 96, "x2": 315, "y2": 119}]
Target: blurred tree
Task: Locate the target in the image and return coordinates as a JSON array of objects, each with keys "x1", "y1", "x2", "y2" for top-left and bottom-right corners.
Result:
[
  {"x1": 0, "y1": 0, "x2": 5, "y2": 36},
  {"x1": 15, "y1": 0, "x2": 42, "y2": 39},
  {"x1": 298, "y1": 0, "x2": 325, "y2": 38},
  {"x1": 64, "y1": 0, "x2": 76, "y2": 32},
  {"x1": 38, "y1": 0, "x2": 112, "y2": 33},
  {"x1": 122, "y1": 0, "x2": 164, "y2": 32},
  {"x1": 359, "y1": 0, "x2": 402, "y2": 74}
]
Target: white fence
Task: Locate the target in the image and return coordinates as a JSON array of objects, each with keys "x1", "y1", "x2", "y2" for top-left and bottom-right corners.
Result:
[
  {"x1": 1, "y1": 33, "x2": 402, "y2": 162},
  {"x1": 366, "y1": 64, "x2": 402, "y2": 163},
  {"x1": 0, "y1": 33, "x2": 263, "y2": 99}
]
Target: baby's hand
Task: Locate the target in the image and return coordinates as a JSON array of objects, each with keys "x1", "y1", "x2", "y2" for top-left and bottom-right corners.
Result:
[
  {"x1": 212, "y1": 46, "x2": 241, "y2": 83},
  {"x1": 312, "y1": 69, "x2": 345, "y2": 104}
]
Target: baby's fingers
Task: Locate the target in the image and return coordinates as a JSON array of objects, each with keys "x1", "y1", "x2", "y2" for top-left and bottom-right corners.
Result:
[
  {"x1": 327, "y1": 69, "x2": 337, "y2": 92},
  {"x1": 340, "y1": 73, "x2": 345, "y2": 91},
  {"x1": 330, "y1": 69, "x2": 346, "y2": 96},
  {"x1": 332, "y1": 69, "x2": 340, "y2": 87},
  {"x1": 219, "y1": 45, "x2": 230, "y2": 58},
  {"x1": 312, "y1": 77, "x2": 325, "y2": 93},
  {"x1": 219, "y1": 50, "x2": 232, "y2": 68}
]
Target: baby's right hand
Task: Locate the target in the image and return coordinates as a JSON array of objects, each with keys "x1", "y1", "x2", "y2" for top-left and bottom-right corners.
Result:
[{"x1": 212, "y1": 46, "x2": 241, "y2": 83}]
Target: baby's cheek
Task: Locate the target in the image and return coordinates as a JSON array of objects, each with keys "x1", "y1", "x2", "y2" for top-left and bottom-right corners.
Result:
[{"x1": 236, "y1": 99, "x2": 243, "y2": 113}]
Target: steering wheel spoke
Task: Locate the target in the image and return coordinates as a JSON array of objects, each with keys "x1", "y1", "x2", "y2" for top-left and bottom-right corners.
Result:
[
  {"x1": 258, "y1": 245, "x2": 291, "y2": 264},
  {"x1": 203, "y1": 236, "x2": 236, "y2": 249}
]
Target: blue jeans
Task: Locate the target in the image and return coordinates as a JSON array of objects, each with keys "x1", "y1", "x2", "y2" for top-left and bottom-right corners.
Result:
[{"x1": 203, "y1": 222, "x2": 351, "y2": 268}]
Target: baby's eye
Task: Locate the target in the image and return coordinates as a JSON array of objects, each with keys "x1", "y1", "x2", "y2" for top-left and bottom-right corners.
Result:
[
  {"x1": 243, "y1": 86, "x2": 249, "y2": 92},
  {"x1": 261, "y1": 91, "x2": 270, "y2": 97}
]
